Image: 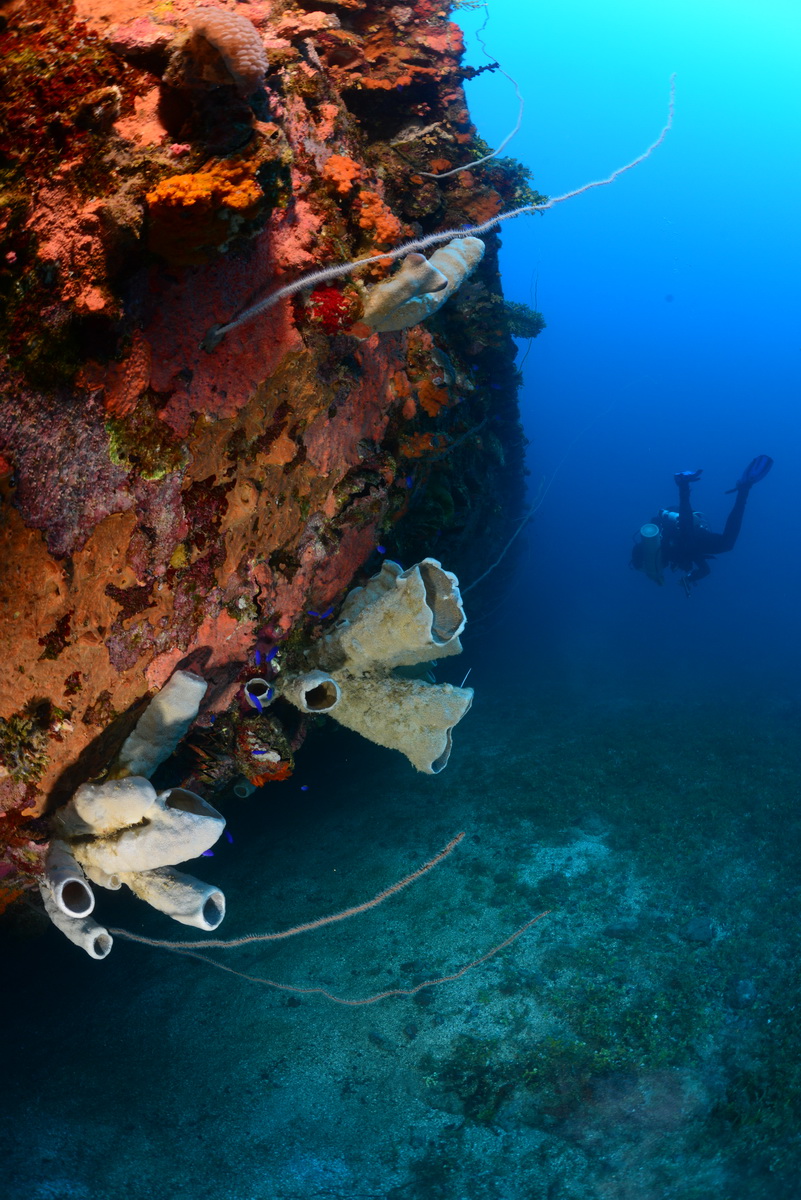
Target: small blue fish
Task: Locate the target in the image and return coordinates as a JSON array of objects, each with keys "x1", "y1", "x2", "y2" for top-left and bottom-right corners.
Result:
[
  {"x1": 202, "y1": 849, "x2": 214, "y2": 857},
  {"x1": 376, "y1": 544, "x2": 386, "y2": 554},
  {"x1": 225, "y1": 831, "x2": 234, "y2": 844},
  {"x1": 254, "y1": 649, "x2": 262, "y2": 665},
  {"x1": 300, "y1": 785, "x2": 309, "y2": 792},
  {"x1": 264, "y1": 646, "x2": 279, "y2": 663}
]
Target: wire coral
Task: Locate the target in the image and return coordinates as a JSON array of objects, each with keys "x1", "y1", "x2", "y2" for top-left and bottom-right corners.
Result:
[
  {"x1": 185, "y1": 7, "x2": 269, "y2": 96},
  {"x1": 146, "y1": 160, "x2": 264, "y2": 265},
  {"x1": 109, "y1": 833, "x2": 550, "y2": 1006},
  {"x1": 202, "y1": 76, "x2": 675, "y2": 349}
]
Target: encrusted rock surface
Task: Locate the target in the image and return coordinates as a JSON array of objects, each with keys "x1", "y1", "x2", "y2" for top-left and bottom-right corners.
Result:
[{"x1": 0, "y1": 0, "x2": 541, "y2": 901}]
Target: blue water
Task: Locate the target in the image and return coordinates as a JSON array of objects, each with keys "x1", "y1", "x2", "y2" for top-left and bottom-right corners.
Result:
[
  {"x1": 3, "y1": 4, "x2": 801, "y2": 1198},
  {"x1": 461, "y1": 0, "x2": 801, "y2": 697}
]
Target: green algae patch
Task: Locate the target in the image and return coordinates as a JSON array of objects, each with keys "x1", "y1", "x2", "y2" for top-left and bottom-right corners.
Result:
[{"x1": 106, "y1": 401, "x2": 188, "y2": 480}]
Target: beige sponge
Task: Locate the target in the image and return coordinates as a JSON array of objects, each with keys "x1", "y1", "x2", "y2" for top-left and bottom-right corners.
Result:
[
  {"x1": 319, "y1": 558, "x2": 466, "y2": 671},
  {"x1": 120, "y1": 866, "x2": 226, "y2": 931},
  {"x1": 331, "y1": 672, "x2": 473, "y2": 775},
  {"x1": 362, "y1": 237, "x2": 485, "y2": 333},
  {"x1": 283, "y1": 557, "x2": 473, "y2": 773},
  {"x1": 280, "y1": 669, "x2": 341, "y2": 713}
]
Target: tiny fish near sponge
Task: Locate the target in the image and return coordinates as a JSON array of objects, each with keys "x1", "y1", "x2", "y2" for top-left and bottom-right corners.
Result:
[
  {"x1": 186, "y1": 6, "x2": 268, "y2": 95},
  {"x1": 361, "y1": 237, "x2": 485, "y2": 333}
]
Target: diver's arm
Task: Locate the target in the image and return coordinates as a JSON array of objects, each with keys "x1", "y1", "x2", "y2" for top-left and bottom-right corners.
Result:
[{"x1": 686, "y1": 559, "x2": 711, "y2": 584}]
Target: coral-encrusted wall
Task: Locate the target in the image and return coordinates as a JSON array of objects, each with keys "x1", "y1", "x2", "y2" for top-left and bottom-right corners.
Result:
[{"x1": 0, "y1": 0, "x2": 536, "y2": 894}]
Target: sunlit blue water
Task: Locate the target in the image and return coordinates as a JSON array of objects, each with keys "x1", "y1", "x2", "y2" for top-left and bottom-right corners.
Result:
[{"x1": 461, "y1": 0, "x2": 801, "y2": 697}]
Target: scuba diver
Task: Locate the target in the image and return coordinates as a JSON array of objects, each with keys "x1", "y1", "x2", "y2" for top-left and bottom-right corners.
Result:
[{"x1": 631, "y1": 455, "x2": 774, "y2": 596}]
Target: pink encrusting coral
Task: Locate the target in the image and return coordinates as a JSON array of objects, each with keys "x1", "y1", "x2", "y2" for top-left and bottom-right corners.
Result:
[{"x1": 185, "y1": 6, "x2": 269, "y2": 95}]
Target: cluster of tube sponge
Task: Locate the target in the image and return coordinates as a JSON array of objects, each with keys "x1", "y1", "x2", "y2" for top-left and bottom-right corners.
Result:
[
  {"x1": 38, "y1": 671, "x2": 225, "y2": 959},
  {"x1": 280, "y1": 558, "x2": 473, "y2": 774}
]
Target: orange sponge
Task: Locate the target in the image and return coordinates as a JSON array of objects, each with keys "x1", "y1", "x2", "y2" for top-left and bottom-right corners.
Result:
[{"x1": 146, "y1": 161, "x2": 263, "y2": 265}]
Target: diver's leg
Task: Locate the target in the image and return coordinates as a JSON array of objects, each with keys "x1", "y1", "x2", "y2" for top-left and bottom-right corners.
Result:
[
  {"x1": 675, "y1": 477, "x2": 695, "y2": 539},
  {"x1": 699, "y1": 486, "x2": 750, "y2": 554}
]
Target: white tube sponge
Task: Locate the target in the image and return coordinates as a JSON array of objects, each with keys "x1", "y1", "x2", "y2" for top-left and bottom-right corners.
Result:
[
  {"x1": 82, "y1": 863, "x2": 122, "y2": 892},
  {"x1": 280, "y1": 670, "x2": 341, "y2": 714},
  {"x1": 40, "y1": 839, "x2": 95, "y2": 918},
  {"x1": 38, "y1": 883, "x2": 113, "y2": 959},
  {"x1": 117, "y1": 670, "x2": 208, "y2": 779},
  {"x1": 361, "y1": 237, "x2": 485, "y2": 333},
  {"x1": 58, "y1": 775, "x2": 159, "y2": 838},
  {"x1": 330, "y1": 673, "x2": 474, "y2": 775},
  {"x1": 72, "y1": 786, "x2": 225, "y2": 875},
  {"x1": 320, "y1": 558, "x2": 466, "y2": 671},
  {"x1": 120, "y1": 867, "x2": 226, "y2": 931}
]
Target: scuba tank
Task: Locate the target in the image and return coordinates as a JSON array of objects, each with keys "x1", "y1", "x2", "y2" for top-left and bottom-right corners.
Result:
[{"x1": 637, "y1": 523, "x2": 664, "y2": 585}]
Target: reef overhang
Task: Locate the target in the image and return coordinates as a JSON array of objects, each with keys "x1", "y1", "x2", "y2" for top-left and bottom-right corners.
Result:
[{"x1": 0, "y1": 0, "x2": 533, "y2": 905}]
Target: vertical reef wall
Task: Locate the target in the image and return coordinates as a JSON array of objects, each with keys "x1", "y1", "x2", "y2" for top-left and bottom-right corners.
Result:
[{"x1": 0, "y1": 0, "x2": 538, "y2": 907}]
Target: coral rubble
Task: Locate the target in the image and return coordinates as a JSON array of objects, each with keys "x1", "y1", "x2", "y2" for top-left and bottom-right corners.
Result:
[{"x1": 0, "y1": 0, "x2": 535, "y2": 913}]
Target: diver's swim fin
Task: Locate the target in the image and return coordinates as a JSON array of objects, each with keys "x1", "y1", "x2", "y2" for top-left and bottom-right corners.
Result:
[{"x1": 725, "y1": 455, "x2": 774, "y2": 493}]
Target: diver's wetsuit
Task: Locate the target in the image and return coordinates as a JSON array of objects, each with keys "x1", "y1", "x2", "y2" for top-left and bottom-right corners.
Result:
[{"x1": 664, "y1": 476, "x2": 749, "y2": 584}]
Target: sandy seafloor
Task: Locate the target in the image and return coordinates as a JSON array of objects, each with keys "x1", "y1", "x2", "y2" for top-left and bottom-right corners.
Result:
[{"x1": 2, "y1": 639, "x2": 800, "y2": 1200}]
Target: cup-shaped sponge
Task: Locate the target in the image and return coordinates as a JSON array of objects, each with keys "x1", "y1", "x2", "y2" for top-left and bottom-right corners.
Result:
[
  {"x1": 320, "y1": 558, "x2": 466, "y2": 671},
  {"x1": 361, "y1": 237, "x2": 485, "y2": 333},
  {"x1": 331, "y1": 672, "x2": 473, "y2": 775}
]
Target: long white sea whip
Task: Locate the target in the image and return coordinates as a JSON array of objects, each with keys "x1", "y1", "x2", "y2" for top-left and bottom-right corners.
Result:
[{"x1": 202, "y1": 76, "x2": 675, "y2": 351}]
